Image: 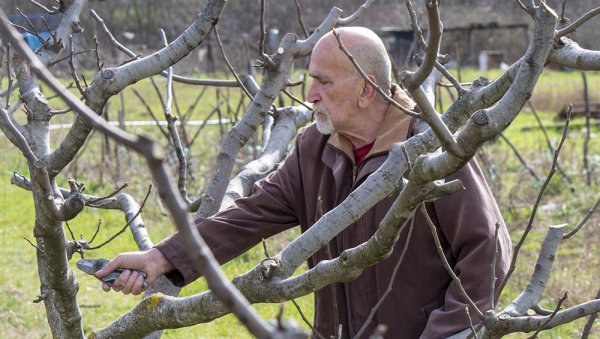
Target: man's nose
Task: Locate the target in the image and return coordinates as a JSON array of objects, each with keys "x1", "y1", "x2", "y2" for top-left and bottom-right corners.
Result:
[{"x1": 306, "y1": 84, "x2": 320, "y2": 103}]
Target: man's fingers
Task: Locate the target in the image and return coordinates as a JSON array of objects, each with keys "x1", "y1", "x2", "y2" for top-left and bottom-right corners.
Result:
[
  {"x1": 131, "y1": 274, "x2": 146, "y2": 295},
  {"x1": 121, "y1": 271, "x2": 139, "y2": 295},
  {"x1": 111, "y1": 269, "x2": 131, "y2": 292},
  {"x1": 102, "y1": 282, "x2": 111, "y2": 292}
]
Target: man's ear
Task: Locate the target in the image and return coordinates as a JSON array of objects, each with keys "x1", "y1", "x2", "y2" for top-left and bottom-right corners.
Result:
[{"x1": 358, "y1": 75, "x2": 377, "y2": 108}]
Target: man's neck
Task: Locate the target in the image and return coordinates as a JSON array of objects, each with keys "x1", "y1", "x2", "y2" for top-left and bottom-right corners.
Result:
[{"x1": 345, "y1": 101, "x2": 388, "y2": 148}]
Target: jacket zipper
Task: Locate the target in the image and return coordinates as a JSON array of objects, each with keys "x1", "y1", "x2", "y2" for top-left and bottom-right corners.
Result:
[{"x1": 351, "y1": 150, "x2": 387, "y2": 188}]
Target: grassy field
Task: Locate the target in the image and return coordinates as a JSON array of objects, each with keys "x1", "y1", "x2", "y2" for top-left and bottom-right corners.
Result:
[{"x1": 0, "y1": 68, "x2": 599, "y2": 338}]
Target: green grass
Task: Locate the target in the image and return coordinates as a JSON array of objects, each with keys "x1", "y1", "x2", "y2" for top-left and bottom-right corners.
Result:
[
  {"x1": 468, "y1": 69, "x2": 600, "y2": 338},
  {"x1": 1, "y1": 69, "x2": 599, "y2": 338},
  {"x1": 0, "y1": 141, "x2": 313, "y2": 338}
]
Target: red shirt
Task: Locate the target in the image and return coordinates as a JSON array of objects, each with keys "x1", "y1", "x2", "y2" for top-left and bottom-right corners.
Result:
[{"x1": 353, "y1": 141, "x2": 374, "y2": 164}]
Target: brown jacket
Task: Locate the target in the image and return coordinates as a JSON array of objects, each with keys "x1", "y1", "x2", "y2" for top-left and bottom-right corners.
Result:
[{"x1": 156, "y1": 85, "x2": 512, "y2": 339}]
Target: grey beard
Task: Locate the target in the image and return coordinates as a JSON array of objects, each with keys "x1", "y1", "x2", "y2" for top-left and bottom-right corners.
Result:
[{"x1": 316, "y1": 119, "x2": 334, "y2": 135}]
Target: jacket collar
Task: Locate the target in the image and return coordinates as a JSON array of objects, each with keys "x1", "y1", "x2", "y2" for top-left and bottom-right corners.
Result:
[{"x1": 327, "y1": 84, "x2": 415, "y2": 163}]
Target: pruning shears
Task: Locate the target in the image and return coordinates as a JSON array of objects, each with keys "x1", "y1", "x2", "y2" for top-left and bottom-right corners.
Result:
[{"x1": 76, "y1": 258, "x2": 147, "y2": 289}]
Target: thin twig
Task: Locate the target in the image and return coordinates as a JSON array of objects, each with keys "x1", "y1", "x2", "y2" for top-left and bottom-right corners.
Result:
[
  {"x1": 420, "y1": 203, "x2": 485, "y2": 319},
  {"x1": 560, "y1": 0, "x2": 568, "y2": 23},
  {"x1": 93, "y1": 35, "x2": 102, "y2": 70},
  {"x1": 261, "y1": 238, "x2": 270, "y2": 258},
  {"x1": 405, "y1": 0, "x2": 427, "y2": 51},
  {"x1": 275, "y1": 304, "x2": 285, "y2": 330},
  {"x1": 581, "y1": 289, "x2": 600, "y2": 339},
  {"x1": 435, "y1": 60, "x2": 466, "y2": 94},
  {"x1": 338, "y1": 0, "x2": 375, "y2": 25},
  {"x1": 438, "y1": 81, "x2": 472, "y2": 88},
  {"x1": 257, "y1": 0, "x2": 276, "y2": 69},
  {"x1": 581, "y1": 71, "x2": 592, "y2": 185},
  {"x1": 399, "y1": 32, "x2": 418, "y2": 75},
  {"x1": 557, "y1": 7, "x2": 600, "y2": 38},
  {"x1": 0, "y1": 102, "x2": 37, "y2": 163},
  {"x1": 527, "y1": 101, "x2": 576, "y2": 192},
  {"x1": 401, "y1": 143, "x2": 412, "y2": 170},
  {"x1": 50, "y1": 108, "x2": 72, "y2": 116},
  {"x1": 149, "y1": 76, "x2": 166, "y2": 111},
  {"x1": 515, "y1": 0, "x2": 530, "y2": 13},
  {"x1": 171, "y1": 86, "x2": 192, "y2": 154},
  {"x1": 490, "y1": 222, "x2": 500, "y2": 310},
  {"x1": 181, "y1": 86, "x2": 208, "y2": 122},
  {"x1": 499, "y1": 107, "x2": 572, "y2": 295},
  {"x1": 291, "y1": 299, "x2": 326, "y2": 339},
  {"x1": 47, "y1": 48, "x2": 95, "y2": 68},
  {"x1": 68, "y1": 35, "x2": 86, "y2": 99},
  {"x1": 499, "y1": 133, "x2": 540, "y2": 181},
  {"x1": 160, "y1": 30, "x2": 191, "y2": 205},
  {"x1": 86, "y1": 183, "x2": 129, "y2": 205},
  {"x1": 5, "y1": 42, "x2": 13, "y2": 108},
  {"x1": 526, "y1": 292, "x2": 569, "y2": 339},
  {"x1": 465, "y1": 306, "x2": 480, "y2": 339},
  {"x1": 65, "y1": 221, "x2": 76, "y2": 240},
  {"x1": 215, "y1": 88, "x2": 225, "y2": 136},
  {"x1": 214, "y1": 26, "x2": 253, "y2": 100},
  {"x1": 87, "y1": 186, "x2": 152, "y2": 250},
  {"x1": 24, "y1": 237, "x2": 45, "y2": 254},
  {"x1": 88, "y1": 219, "x2": 102, "y2": 244},
  {"x1": 282, "y1": 88, "x2": 311, "y2": 110},
  {"x1": 131, "y1": 88, "x2": 170, "y2": 140},
  {"x1": 354, "y1": 217, "x2": 415, "y2": 339},
  {"x1": 294, "y1": 0, "x2": 309, "y2": 38},
  {"x1": 259, "y1": 0, "x2": 267, "y2": 55},
  {"x1": 30, "y1": 0, "x2": 58, "y2": 13},
  {"x1": 17, "y1": 8, "x2": 41, "y2": 40},
  {"x1": 563, "y1": 196, "x2": 600, "y2": 239},
  {"x1": 532, "y1": 304, "x2": 554, "y2": 316},
  {"x1": 188, "y1": 104, "x2": 221, "y2": 147}
]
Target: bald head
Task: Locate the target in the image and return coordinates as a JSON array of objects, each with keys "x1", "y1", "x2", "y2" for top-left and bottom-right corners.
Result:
[{"x1": 313, "y1": 27, "x2": 392, "y2": 92}]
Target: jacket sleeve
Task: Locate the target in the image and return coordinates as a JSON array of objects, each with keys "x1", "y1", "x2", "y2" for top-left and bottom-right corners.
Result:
[
  {"x1": 420, "y1": 159, "x2": 513, "y2": 338},
  {"x1": 154, "y1": 141, "x2": 305, "y2": 286}
]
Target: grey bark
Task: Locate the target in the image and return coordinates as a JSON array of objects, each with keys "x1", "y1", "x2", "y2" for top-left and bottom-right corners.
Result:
[{"x1": 1, "y1": 1, "x2": 600, "y2": 338}]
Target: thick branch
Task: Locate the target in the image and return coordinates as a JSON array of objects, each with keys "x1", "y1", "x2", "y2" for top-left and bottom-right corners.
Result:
[
  {"x1": 548, "y1": 38, "x2": 600, "y2": 70},
  {"x1": 501, "y1": 225, "x2": 567, "y2": 316},
  {"x1": 36, "y1": 0, "x2": 88, "y2": 66},
  {"x1": 556, "y1": 7, "x2": 600, "y2": 38},
  {"x1": 217, "y1": 106, "x2": 312, "y2": 211},
  {"x1": 90, "y1": 8, "x2": 246, "y2": 88},
  {"x1": 485, "y1": 299, "x2": 600, "y2": 336},
  {"x1": 403, "y1": 0, "x2": 443, "y2": 90}
]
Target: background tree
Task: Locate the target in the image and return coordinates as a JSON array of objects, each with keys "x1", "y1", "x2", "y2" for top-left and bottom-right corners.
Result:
[{"x1": 0, "y1": 0, "x2": 599, "y2": 338}]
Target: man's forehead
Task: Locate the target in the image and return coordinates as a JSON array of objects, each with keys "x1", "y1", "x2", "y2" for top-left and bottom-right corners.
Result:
[
  {"x1": 309, "y1": 56, "x2": 355, "y2": 80},
  {"x1": 308, "y1": 61, "x2": 333, "y2": 80},
  {"x1": 307, "y1": 68, "x2": 325, "y2": 81},
  {"x1": 308, "y1": 56, "x2": 328, "y2": 78}
]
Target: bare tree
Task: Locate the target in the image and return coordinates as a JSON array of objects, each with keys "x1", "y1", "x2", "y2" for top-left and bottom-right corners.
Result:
[{"x1": 0, "y1": 0, "x2": 599, "y2": 338}]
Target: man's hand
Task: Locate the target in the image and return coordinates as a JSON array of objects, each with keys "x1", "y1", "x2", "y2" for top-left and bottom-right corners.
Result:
[{"x1": 96, "y1": 248, "x2": 174, "y2": 295}]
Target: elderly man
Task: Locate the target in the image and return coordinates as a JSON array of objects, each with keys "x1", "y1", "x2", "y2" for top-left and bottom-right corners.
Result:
[{"x1": 98, "y1": 27, "x2": 512, "y2": 338}]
